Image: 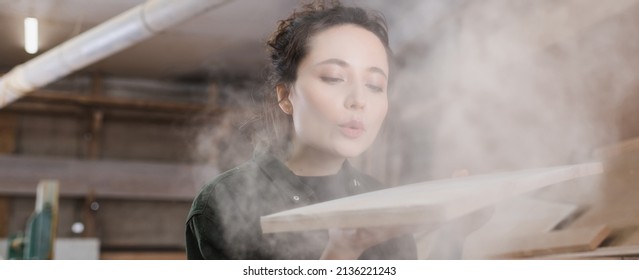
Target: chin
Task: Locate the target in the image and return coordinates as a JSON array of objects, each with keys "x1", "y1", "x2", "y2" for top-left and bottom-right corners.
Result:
[{"x1": 333, "y1": 141, "x2": 371, "y2": 159}]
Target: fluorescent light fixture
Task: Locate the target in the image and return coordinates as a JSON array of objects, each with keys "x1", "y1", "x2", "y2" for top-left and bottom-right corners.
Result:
[{"x1": 24, "y1": 17, "x2": 38, "y2": 54}]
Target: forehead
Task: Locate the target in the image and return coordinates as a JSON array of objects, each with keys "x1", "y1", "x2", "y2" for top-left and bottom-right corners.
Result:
[{"x1": 304, "y1": 24, "x2": 389, "y2": 72}]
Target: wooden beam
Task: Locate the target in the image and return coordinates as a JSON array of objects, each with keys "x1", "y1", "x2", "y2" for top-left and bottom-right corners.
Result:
[
  {"x1": 82, "y1": 190, "x2": 97, "y2": 238},
  {"x1": 4, "y1": 102, "x2": 88, "y2": 117},
  {"x1": 23, "y1": 90, "x2": 207, "y2": 113},
  {"x1": 0, "y1": 197, "x2": 9, "y2": 237},
  {"x1": 87, "y1": 110, "x2": 104, "y2": 160},
  {"x1": 0, "y1": 113, "x2": 16, "y2": 154},
  {"x1": 91, "y1": 73, "x2": 104, "y2": 98},
  {"x1": 88, "y1": 75, "x2": 105, "y2": 159},
  {"x1": 261, "y1": 162, "x2": 603, "y2": 233},
  {"x1": 4, "y1": 101, "x2": 221, "y2": 123},
  {"x1": 0, "y1": 155, "x2": 219, "y2": 201}
]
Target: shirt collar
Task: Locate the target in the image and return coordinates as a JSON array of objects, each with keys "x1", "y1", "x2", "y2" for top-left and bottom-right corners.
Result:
[{"x1": 252, "y1": 151, "x2": 361, "y2": 204}]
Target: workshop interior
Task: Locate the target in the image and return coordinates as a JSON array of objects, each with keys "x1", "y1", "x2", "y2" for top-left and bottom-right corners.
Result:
[{"x1": 1, "y1": 0, "x2": 639, "y2": 260}]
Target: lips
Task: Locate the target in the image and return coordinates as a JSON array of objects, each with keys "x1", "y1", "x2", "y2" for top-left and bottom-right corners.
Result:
[{"x1": 339, "y1": 120, "x2": 366, "y2": 139}]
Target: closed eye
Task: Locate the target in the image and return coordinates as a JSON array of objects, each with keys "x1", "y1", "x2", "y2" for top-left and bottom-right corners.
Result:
[
  {"x1": 366, "y1": 84, "x2": 384, "y2": 93},
  {"x1": 321, "y1": 76, "x2": 344, "y2": 84}
]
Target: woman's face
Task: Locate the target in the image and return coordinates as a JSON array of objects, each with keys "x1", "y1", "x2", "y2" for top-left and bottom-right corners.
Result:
[{"x1": 287, "y1": 24, "x2": 389, "y2": 159}]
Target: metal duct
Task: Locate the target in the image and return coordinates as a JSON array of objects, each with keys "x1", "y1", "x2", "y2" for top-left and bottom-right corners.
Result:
[{"x1": 0, "y1": 0, "x2": 232, "y2": 108}]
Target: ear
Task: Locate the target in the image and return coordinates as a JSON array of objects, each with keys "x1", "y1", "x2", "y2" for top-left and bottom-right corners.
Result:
[{"x1": 276, "y1": 84, "x2": 293, "y2": 115}]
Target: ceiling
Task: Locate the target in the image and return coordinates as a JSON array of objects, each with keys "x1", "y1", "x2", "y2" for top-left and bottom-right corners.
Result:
[
  {"x1": 3, "y1": 0, "x2": 638, "y2": 85},
  {"x1": 0, "y1": 0, "x2": 425, "y2": 83}
]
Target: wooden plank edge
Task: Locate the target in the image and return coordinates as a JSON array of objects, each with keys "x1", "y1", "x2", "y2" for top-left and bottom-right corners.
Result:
[
  {"x1": 533, "y1": 245, "x2": 639, "y2": 260},
  {"x1": 594, "y1": 137, "x2": 639, "y2": 159},
  {"x1": 488, "y1": 225, "x2": 610, "y2": 259}
]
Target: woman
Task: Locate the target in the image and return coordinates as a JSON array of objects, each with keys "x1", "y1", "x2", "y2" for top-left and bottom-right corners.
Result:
[{"x1": 186, "y1": 1, "x2": 416, "y2": 260}]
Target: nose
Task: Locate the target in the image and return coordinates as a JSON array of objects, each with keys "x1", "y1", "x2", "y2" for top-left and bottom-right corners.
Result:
[{"x1": 344, "y1": 84, "x2": 366, "y2": 110}]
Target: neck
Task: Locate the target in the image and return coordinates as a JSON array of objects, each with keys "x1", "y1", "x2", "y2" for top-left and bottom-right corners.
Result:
[{"x1": 285, "y1": 140, "x2": 345, "y2": 177}]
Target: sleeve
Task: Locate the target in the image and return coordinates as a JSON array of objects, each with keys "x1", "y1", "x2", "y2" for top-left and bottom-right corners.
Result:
[
  {"x1": 185, "y1": 177, "x2": 272, "y2": 260},
  {"x1": 185, "y1": 212, "x2": 229, "y2": 259}
]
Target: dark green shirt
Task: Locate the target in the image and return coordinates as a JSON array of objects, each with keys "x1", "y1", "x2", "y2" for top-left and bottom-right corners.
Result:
[{"x1": 185, "y1": 152, "x2": 417, "y2": 259}]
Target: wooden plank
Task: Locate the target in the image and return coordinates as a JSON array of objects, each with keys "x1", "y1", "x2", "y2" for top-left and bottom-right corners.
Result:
[
  {"x1": 620, "y1": 229, "x2": 639, "y2": 246},
  {"x1": 482, "y1": 225, "x2": 610, "y2": 259},
  {"x1": 534, "y1": 245, "x2": 639, "y2": 260},
  {"x1": 462, "y1": 198, "x2": 579, "y2": 259},
  {"x1": 594, "y1": 137, "x2": 639, "y2": 159},
  {"x1": 0, "y1": 155, "x2": 219, "y2": 201},
  {"x1": 605, "y1": 226, "x2": 639, "y2": 247},
  {"x1": 568, "y1": 150, "x2": 639, "y2": 229},
  {"x1": 261, "y1": 162, "x2": 603, "y2": 233}
]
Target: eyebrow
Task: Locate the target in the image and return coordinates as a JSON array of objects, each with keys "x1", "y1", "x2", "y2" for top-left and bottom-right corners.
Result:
[{"x1": 314, "y1": 58, "x2": 388, "y2": 79}]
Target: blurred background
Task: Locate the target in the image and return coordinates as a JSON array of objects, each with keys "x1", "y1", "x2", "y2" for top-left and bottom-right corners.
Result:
[{"x1": 1, "y1": 0, "x2": 639, "y2": 259}]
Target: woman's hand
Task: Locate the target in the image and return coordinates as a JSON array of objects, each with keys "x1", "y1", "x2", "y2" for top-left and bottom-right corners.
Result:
[
  {"x1": 320, "y1": 168, "x2": 489, "y2": 260},
  {"x1": 320, "y1": 225, "x2": 421, "y2": 259}
]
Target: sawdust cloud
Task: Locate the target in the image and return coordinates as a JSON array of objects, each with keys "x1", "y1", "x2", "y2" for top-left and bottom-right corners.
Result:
[{"x1": 190, "y1": 0, "x2": 639, "y2": 259}]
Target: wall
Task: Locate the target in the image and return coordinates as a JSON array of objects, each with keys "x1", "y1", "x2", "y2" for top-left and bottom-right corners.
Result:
[{"x1": 0, "y1": 76, "x2": 227, "y2": 259}]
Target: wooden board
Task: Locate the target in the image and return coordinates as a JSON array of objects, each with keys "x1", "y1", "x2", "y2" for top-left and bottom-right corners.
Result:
[
  {"x1": 261, "y1": 162, "x2": 603, "y2": 233},
  {"x1": 605, "y1": 226, "x2": 639, "y2": 247},
  {"x1": 620, "y1": 228, "x2": 639, "y2": 246},
  {"x1": 481, "y1": 225, "x2": 610, "y2": 259},
  {"x1": 594, "y1": 137, "x2": 639, "y2": 159},
  {"x1": 568, "y1": 150, "x2": 639, "y2": 230},
  {"x1": 534, "y1": 245, "x2": 639, "y2": 260},
  {"x1": 462, "y1": 197, "x2": 579, "y2": 259}
]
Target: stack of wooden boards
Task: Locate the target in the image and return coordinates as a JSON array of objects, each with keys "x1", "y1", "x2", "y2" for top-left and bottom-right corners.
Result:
[
  {"x1": 461, "y1": 198, "x2": 611, "y2": 259},
  {"x1": 526, "y1": 137, "x2": 639, "y2": 259},
  {"x1": 464, "y1": 137, "x2": 639, "y2": 259},
  {"x1": 261, "y1": 162, "x2": 612, "y2": 258}
]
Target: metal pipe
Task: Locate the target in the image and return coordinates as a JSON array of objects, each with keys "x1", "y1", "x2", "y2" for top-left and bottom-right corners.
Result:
[{"x1": 0, "y1": 0, "x2": 232, "y2": 108}]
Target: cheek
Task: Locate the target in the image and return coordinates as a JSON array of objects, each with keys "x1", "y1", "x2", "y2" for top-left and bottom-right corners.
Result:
[
  {"x1": 293, "y1": 83, "x2": 342, "y2": 124},
  {"x1": 371, "y1": 97, "x2": 389, "y2": 127}
]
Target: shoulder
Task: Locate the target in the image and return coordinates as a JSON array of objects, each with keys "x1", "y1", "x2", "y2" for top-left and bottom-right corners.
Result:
[{"x1": 188, "y1": 159, "x2": 264, "y2": 218}]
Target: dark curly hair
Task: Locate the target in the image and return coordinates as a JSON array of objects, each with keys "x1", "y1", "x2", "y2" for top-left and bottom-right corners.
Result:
[{"x1": 251, "y1": 0, "x2": 392, "y2": 159}]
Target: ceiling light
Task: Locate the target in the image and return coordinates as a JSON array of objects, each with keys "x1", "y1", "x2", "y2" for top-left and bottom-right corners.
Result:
[{"x1": 24, "y1": 17, "x2": 38, "y2": 54}]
